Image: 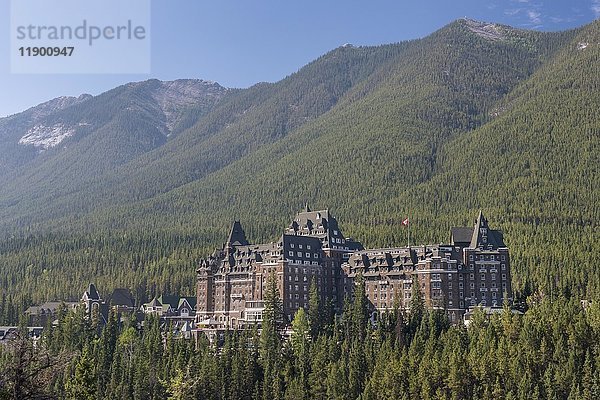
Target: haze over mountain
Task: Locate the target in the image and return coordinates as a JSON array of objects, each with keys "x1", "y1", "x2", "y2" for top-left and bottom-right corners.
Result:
[{"x1": 0, "y1": 18, "x2": 598, "y2": 305}]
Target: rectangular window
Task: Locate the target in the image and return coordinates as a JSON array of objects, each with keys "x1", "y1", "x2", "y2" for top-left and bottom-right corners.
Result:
[
  {"x1": 297, "y1": 252, "x2": 302, "y2": 257},
  {"x1": 481, "y1": 274, "x2": 486, "y2": 280},
  {"x1": 502, "y1": 274, "x2": 507, "y2": 280},
  {"x1": 501, "y1": 264, "x2": 506, "y2": 270},
  {"x1": 299, "y1": 244, "x2": 303, "y2": 249},
  {"x1": 290, "y1": 243, "x2": 295, "y2": 248},
  {"x1": 288, "y1": 251, "x2": 294, "y2": 257},
  {"x1": 307, "y1": 245, "x2": 311, "y2": 250}
]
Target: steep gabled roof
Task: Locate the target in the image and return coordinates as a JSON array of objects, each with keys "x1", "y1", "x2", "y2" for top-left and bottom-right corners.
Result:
[
  {"x1": 158, "y1": 295, "x2": 179, "y2": 310},
  {"x1": 147, "y1": 297, "x2": 162, "y2": 308},
  {"x1": 177, "y1": 297, "x2": 197, "y2": 310},
  {"x1": 469, "y1": 211, "x2": 505, "y2": 249},
  {"x1": 83, "y1": 283, "x2": 101, "y2": 301},
  {"x1": 227, "y1": 221, "x2": 249, "y2": 247},
  {"x1": 108, "y1": 288, "x2": 135, "y2": 308},
  {"x1": 450, "y1": 227, "x2": 473, "y2": 245}
]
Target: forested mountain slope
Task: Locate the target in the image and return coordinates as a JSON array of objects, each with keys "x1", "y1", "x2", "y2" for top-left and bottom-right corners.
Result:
[
  {"x1": 0, "y1": 42, "x2": 406, "y2": 228},
  {"x1": 0, "y1": 19, "x2": 597, "y2": 314}
]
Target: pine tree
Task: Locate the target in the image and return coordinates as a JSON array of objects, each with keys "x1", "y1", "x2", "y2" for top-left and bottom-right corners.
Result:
[
  {"x1": 308, "y1": 277, "x2": 321, "y2": 340},
  {"x1": 66, "y1": 344, "x2": 97, "y2": 400},
  {"x1": 350, "y1": 274, "x2": 369, "y2": 341},
  {"x1": 260, "y1": 271, "x2": 283, "y2": 364}
]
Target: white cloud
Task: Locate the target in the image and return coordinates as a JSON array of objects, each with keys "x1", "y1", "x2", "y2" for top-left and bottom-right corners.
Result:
[
  {"x1": 504, "y1": 8, "x2": 522, "y2": 16},
  {"x1": 527, "y1": 10, "x2": 542, "y2": 25}
]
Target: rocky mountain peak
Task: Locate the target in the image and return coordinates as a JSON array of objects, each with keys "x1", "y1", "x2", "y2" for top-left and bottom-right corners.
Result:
[{"x1": 461, "y1": 18, "x2": 507, "y2": 41}]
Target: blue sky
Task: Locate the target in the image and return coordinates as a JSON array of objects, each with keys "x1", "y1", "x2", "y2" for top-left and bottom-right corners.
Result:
[{"x1": 1, "y1": 0, "x2": 598, "y2": 118}]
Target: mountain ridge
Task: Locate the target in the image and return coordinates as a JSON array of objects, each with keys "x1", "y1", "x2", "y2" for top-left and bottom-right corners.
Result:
[{"x1": 0, "y1": 19, "x2": 597, "y2": 304}]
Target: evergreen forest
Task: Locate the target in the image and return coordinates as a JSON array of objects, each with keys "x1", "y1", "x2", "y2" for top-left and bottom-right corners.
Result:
[{"x1": 0, "y1": 17, "x2": 599, "y2": 399}]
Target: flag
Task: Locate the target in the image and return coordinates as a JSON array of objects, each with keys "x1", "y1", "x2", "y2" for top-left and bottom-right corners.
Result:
[{"x1": 402, "y1": 218, "x2": 409, "y2": 226}]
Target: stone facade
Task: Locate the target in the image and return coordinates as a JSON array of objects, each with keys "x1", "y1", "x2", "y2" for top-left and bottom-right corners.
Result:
[
  {"x1": 196, "y1": 208, "x2": 512, "y2": 329},
  {"x1": 343, "y1": 211, "x2": 512, "y2": 323},
  {"x1": 196, "y1": 207, "x2": 362, "y2": 329}
]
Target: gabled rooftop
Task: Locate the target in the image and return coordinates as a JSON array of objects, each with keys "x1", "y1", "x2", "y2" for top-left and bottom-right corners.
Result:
[
  {"x1": 82, "y1": 283, "x2": 101, "y2": 301},
  {"x1": 450, "y1": 211, "x2": 505, "y2": 249},
  {"x1": 226, "y1": 221, "x2": 249, "y2": 247}
]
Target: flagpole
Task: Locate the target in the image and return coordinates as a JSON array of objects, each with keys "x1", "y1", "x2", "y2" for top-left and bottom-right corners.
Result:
[{"x1": 407, "y1": 216, "x2": 410, "y2": 248}]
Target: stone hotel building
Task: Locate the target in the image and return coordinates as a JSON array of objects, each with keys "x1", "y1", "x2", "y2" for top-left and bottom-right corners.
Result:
[{"x1": 196, "y1": 208, "x2": 511, "y2": 329}]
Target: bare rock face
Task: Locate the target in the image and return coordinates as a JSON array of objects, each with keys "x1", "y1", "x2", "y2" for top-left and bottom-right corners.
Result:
[
  {"x1": 151, "y1": 80, "x2": 228, "y2": 133},
  {"x1": 462, "y1": 18, "x2": 506, "y2": 41},
  {"x1": 8, "y1": 79, "x2": 228, "y2": 149}
]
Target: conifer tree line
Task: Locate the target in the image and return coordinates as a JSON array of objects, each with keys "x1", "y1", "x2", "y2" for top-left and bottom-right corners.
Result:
[{"x1": 2, "y1": 273, "x2": 600, "y2": 399}]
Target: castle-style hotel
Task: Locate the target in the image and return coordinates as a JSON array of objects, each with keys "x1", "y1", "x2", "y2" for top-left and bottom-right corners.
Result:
[{"x1": 196, "y1": 207, "x2": 512, "y2": 329}]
